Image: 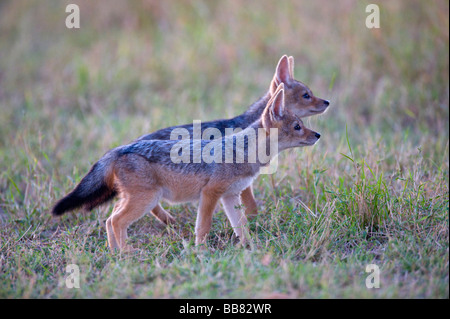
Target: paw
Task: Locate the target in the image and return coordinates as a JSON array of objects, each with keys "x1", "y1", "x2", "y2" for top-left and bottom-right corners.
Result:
[
  {"x1": 121, "y1": 244, "x2": 138, "y2": 254},
  {"x1": 166, "y1": 216, "x2": 177, "y2": 225}
]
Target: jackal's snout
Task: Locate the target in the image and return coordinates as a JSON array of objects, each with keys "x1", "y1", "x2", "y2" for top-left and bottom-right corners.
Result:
[
  {"x1": 304, "y1": 129, "x2": 321, "y2": 146},
  {"x1": 314, "y1": 98, "x2": 330, "y2": 112}
]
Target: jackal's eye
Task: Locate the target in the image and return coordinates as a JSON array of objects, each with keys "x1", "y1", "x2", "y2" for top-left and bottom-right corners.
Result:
[
  {"x1": 302, "y1": 93, "x2": 310, "y2": 99},
  {"x1": 294, "y1": 123, "x2": 301, "y2": 131}
]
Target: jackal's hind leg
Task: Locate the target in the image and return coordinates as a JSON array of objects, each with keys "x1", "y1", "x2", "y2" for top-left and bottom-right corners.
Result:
[
  {"x1": 241, "y1": 186, "x2": 258, "y2": 218},
  {"x1": 106, "y1": 198, "x2": 125, "y2": 251},
  {"x1": 151, "y1": 203, "x2": 176, "y2": 225},
  {"x1": 110, "y1": 191, "x2": 161, "y2": 251},
  {"x1": 195, "y1": 189, "x2": 222, "y2": 247}
]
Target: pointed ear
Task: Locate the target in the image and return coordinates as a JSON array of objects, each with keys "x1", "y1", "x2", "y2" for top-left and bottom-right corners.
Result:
[
  {"x1": 263, "y1": 83, "x2": 284, "y2": 130},
  {"x1": 270, "y1": 83, "x2": 285, "y2": 121},
  {"x1": 270, "y1": 55, "x2": 292, "y2": 95},
  {"x1": 275, "y1": 55, "x2": 292, "y2": 84},
  {"x1": 288, "y1": 56, "x2": 294, "y2": 79}
]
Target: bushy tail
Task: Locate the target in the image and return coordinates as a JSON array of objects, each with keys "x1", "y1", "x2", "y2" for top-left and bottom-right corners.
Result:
[{"x1": 52, "y1": 154, "x2": 117, "y2": 216}]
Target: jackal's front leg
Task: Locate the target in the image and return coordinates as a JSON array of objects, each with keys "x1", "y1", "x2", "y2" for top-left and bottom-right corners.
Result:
[
  {"x1": 221, "y1": 194, "x2": 249, "y2": 245},
  {"x1": 195, "y1": 189, "x2": 222, "y2": 247}
]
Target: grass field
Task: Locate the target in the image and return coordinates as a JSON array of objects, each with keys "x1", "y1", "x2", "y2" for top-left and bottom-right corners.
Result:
[{"x1": 0, "y1": 0, "x2": 448, "y2": 299}]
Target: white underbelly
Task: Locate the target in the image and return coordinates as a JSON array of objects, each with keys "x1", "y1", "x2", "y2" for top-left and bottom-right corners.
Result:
[
  {"x1": 224, "y1": 177, "x2": 255, "y2": 196},
  {"x1": 161, "y1": 186, "x2": 202, "y2": 204},
  {"x1": 159, "y1": 176, "x2": 255, "y2": 204}
]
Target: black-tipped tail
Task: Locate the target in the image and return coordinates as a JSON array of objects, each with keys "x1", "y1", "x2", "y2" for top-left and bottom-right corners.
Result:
[{"x1": 52, "y1": 161, "x2": 116, "y2": 216}]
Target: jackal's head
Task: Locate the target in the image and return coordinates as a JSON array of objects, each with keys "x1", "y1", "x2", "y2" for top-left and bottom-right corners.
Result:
[
  {"x1": 269, "y1": 55, "x2": 330, "y2": 118},
  {"x1": 263, "y1": 84, "x2": 321, "y2": 151}
]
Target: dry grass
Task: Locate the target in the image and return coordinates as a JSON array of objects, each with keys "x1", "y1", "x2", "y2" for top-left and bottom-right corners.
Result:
[{"x1": 0, "y1": 0, "x2": 448, "y2": 298}]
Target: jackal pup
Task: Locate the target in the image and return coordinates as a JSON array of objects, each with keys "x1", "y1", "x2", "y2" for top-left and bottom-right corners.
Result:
[
  {"x1": 137, "y1": 55, "x2": 329, "y2": 218},
  {"x1": 52, "y1": 84, "x2": 321, "y2": 251}
]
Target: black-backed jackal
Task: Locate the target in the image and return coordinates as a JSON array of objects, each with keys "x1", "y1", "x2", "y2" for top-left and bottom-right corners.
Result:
[
  {"x1": 52, "y1": 84, "x2": 321, "y2": 251},
  {"x1": 137, "y1": 55, "x2": 329, "y2": 218}
]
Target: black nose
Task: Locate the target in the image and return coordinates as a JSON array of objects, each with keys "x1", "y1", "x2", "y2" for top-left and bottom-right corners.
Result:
[
  {"x1": 315, "y1": 133, "x2": 321, "y2": 139},
  {"x1": 323, "y1": 100, "x2": 330, "y2": 106}
]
